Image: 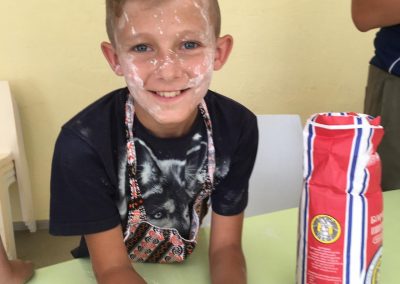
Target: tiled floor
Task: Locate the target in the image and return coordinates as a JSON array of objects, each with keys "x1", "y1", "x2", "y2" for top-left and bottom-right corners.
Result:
[{"x1": 15, "y1": 229, "x2": 80, "y2": 269}]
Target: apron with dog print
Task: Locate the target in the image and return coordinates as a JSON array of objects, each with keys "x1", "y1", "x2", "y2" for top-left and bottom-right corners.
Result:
[{"x1": 123, "y1": 95, "x2": 216, "y2": 263}]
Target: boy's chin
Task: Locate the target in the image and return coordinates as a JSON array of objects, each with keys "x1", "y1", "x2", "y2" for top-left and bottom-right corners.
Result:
[
  {"x1": 152, "y1": 111, "x2": 196, "y2": 126},
  {"x1": 145, "y1": 110, "x2": 199, "y2": 137}
]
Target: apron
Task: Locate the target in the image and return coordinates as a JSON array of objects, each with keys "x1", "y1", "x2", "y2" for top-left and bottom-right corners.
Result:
[{"x1": 123, "y1": 95, "x2": 216, "y2": 263}]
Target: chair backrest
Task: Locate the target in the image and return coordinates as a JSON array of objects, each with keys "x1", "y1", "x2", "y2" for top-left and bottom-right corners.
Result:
[
  {"x1": 0, "y1": 81, "x2": 36, "y2": 232},
  {"x1": 246, "y1": 114, "x2": 303, "y2": 217},
  {"x1": 202, "y1": 114, "x2": 304, "y2": 226}
]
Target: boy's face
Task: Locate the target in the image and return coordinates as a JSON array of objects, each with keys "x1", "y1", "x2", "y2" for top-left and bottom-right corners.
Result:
[{"x1": 102, "y1": 0, "x2": 232, "y2": 136}]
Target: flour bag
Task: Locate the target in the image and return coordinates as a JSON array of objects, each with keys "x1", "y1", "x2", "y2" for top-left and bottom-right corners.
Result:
[{"x1": 296, "y1": 113, "x2": 384, "y2": 284}]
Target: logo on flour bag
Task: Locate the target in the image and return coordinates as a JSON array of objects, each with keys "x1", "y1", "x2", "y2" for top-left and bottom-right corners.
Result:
[
  {"x1": 311, "y1": 214, "x2": 341, "y2": 244},
  {"x1": 365, "y1": 248, "x2": 382, "y2": 284}
]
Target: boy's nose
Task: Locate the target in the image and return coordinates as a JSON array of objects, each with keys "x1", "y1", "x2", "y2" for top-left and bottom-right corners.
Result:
[{"x1": 154, "y1": 51, "x2": 183, "y2": 81}]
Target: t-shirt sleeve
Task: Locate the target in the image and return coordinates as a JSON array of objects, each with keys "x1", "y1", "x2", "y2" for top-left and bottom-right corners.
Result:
[
  {"x1": 49, "y1": 128, "x2": 121, "y2": 236},
  {"x1": 211, "y1": 114, "x2": 258, "y2": 216}
]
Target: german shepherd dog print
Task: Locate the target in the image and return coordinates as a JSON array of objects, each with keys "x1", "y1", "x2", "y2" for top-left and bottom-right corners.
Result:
[{"x1": 134, "y1": 135, "x2": 208, "y2": 237}]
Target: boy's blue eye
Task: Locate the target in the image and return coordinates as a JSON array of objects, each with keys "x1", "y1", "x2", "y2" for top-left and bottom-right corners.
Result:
[
  {"x1": 183, "y1": 41, "x2": 199, "y2": 50},
  {"x1": 132, "y1": 44, "x2": 151, "y2": 52}
]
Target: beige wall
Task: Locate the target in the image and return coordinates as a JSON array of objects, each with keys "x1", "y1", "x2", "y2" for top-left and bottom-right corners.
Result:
[{"x1": 0, "y1": 0, "x2": 376, "y2": 222}]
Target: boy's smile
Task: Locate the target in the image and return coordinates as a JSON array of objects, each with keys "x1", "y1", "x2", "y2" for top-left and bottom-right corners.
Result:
[{"x1": 101, "y1": 0, "x2": 232, "y2": 138}]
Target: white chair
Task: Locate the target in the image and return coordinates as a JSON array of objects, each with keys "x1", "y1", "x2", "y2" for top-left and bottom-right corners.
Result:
[
  {"x1": 0, "y1": 81, "x2": 36, "y2": 259},
  {"x1": 202, "y1": 114, "x2": 304, "y2": 226},
  {"x1": 246, "y1": 114, "x2": 303, "y2": 216},
  {"x1": 0, "y1": 153, "x2": 18, "y2": 259}
]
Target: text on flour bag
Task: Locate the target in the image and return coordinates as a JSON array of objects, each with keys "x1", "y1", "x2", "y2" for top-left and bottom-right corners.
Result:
[{"x1": 296, "y1": 113, "x2": 384, "y2": 284}]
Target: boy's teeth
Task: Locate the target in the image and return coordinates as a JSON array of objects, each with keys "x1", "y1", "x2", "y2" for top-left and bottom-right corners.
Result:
[{"x1": 157, "y1": 91, "x2": 180, "y2": 97}]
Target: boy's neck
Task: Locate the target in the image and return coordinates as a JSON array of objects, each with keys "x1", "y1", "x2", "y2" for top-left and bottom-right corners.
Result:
[{"x1": 134, "y1": 104, "x2": 199, "y2": 139}]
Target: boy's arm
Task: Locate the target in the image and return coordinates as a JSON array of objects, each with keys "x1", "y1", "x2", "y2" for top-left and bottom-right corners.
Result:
[
  {"x1": 351, "y1": 0, "x2": 400, "y2": 31},
  {"x1": 85, "y1": 225, "x2": 146, "y2": 284},
  {"x1": 209, "y1": 211, "x2": 246, "y2": 284}
]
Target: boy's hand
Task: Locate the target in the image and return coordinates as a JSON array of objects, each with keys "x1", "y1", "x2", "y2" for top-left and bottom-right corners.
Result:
[
  {"x1": 209, "y1": 211, "x2": 247, "y2": 284},
  {"x1": 0, "y1": 259, "x2": 34, "y2": 284},
  {"x1": 0, "y1": 236, "x2": 34, "y2": 284},
  {"x1": 85, "y1": 225, "x2": 147, "y2": 284}
]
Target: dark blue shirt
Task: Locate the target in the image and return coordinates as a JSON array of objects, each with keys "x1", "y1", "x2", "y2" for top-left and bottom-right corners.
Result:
[{"x1": 370, "y1": 24, "x2": 400, "y2": 76}]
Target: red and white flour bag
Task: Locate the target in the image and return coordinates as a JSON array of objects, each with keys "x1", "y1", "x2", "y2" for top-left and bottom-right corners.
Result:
[{"x1": 296, "y1": 112, "x2": 384, "y2": 284}]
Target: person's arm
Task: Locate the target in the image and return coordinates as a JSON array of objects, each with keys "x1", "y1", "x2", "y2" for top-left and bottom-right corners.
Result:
[
  {"x1": 351, "y1": 0, "x2": 400, "y2": 31},
  {"x1": 209, "y1": 211, "x2": 246, "y2": 284},
  {"x1": 0, "y1": 236, "x2": 33, "y2": 284},
  {"x1": 85, "y1": 225, "x2": 146, "y2": 284}
]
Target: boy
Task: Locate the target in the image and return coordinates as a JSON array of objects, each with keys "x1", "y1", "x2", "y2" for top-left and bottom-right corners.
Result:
[{"x1": 50, "y1": 0, "x2": 258, "y2": 283}]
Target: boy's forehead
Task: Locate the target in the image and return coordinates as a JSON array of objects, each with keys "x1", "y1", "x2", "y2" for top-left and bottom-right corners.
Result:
[
  {"x1": 118, "y1": 0, "x2": 212, "y2": 33},
  {"x1": 121, "y1": 0, "x2": 210, "y2": 18}
]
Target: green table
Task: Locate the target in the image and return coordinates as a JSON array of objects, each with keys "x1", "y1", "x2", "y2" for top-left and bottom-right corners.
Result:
[{"x1": 28, "y1": 190, "x2": 400, "y2": 283}]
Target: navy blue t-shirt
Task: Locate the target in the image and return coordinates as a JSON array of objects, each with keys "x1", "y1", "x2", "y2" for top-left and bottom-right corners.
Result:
[
  {"x1": 49, "y1": 88, "x2": 258, "y2": 257},
  {"x1": 370, "y1": 24, "x2": 400, "y2": 76}
]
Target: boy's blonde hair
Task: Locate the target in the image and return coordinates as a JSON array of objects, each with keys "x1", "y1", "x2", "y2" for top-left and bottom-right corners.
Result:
[{"x1": 105, "y1": 0, "x2": 221, "y2": 45}]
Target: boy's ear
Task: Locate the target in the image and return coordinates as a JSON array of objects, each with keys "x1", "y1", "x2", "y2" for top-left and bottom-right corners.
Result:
[
  {"x1": 101, "y1": 42, "x2": 124, "y2": 76},
  {"x1": 213, "y1": 35, "x2": 233, "y2": 71}
]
